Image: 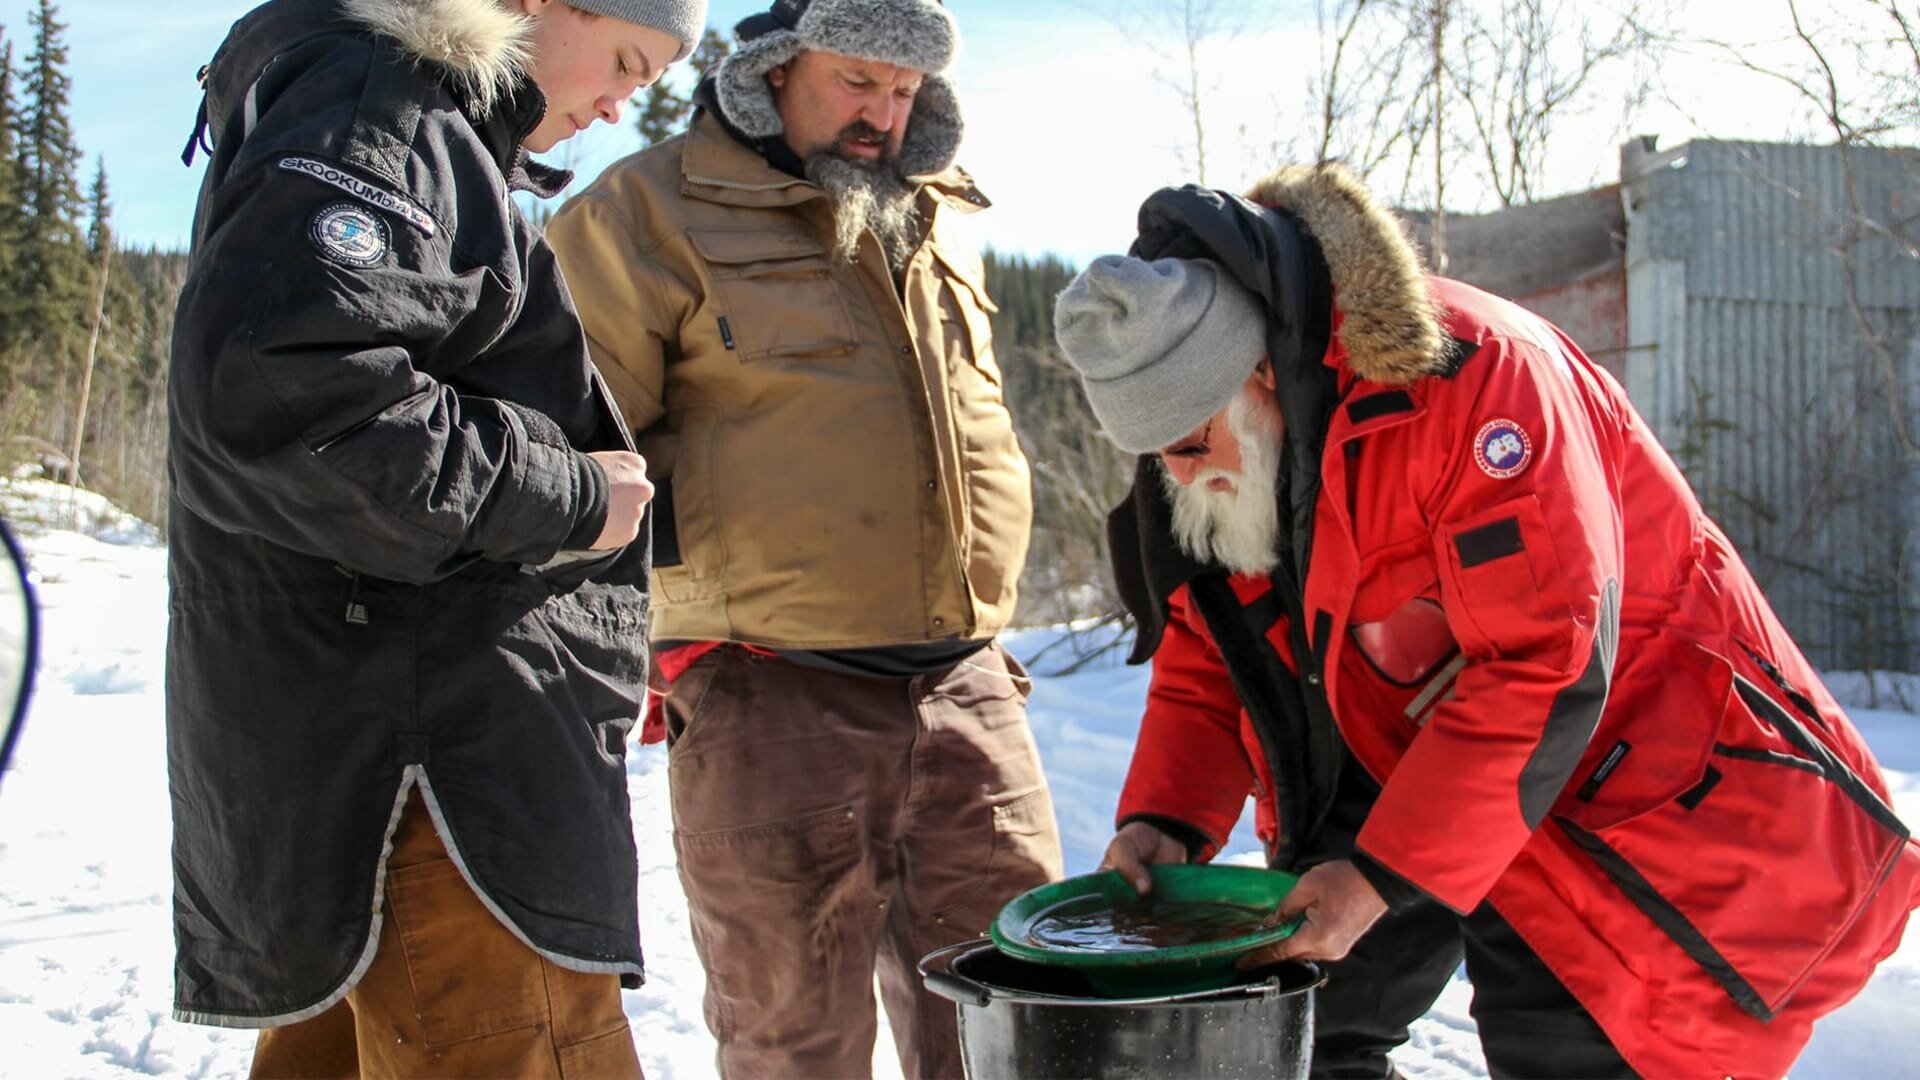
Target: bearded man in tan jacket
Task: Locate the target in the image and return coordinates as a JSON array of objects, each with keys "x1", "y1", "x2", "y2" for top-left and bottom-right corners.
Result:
[{"x1": 546, "y1": 1, "x2": 1064, "y2": 1076}]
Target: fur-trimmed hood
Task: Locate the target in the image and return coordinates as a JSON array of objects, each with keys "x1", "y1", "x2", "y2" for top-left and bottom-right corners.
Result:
[
  {"x1": 342, "y1": 0, "x2": 531, "y2": 115},
  {"x1": 1245, "y1": 164, "x2": 1448, "y2": 386}
]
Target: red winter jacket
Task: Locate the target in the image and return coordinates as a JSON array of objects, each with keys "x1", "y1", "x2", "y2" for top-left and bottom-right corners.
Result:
[{"x1": 1111, "y1": 167, "x2": 1919, "y2": 1080}]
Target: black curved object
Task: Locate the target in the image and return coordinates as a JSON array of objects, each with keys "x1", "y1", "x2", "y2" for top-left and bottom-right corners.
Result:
[{"x1": 0, "y1": 515, "x2": 39, "y2": 788}]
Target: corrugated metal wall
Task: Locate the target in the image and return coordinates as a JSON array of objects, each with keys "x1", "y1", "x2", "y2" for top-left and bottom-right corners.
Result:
[{"x1": 1622, "y1": 140, "x2": 1920, "y2": 670}]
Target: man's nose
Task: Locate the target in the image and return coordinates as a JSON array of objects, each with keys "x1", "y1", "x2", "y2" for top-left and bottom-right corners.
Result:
[
  {"x1": 1160, "y1": 453, "x2": 1202, "y2": 486},
  {"x1": 598, "y1": 94, "x2": 625, "y2": 125},
  {"x1": 860, "y1": 94, "x2": 902, "y2": 132}
]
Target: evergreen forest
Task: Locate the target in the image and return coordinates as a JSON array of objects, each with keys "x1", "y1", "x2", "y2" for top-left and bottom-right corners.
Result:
[{"x1": 0, "y1": 1, "x2": 181, "y2": 528}]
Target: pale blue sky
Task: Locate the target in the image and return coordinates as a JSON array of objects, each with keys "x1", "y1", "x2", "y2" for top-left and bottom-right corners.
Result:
[
  {"x1": 0, "y1": 0, "x2": 1845, "y2": 263},
  {"x1": 0, "y1": 0, "x2": 1139, "y2": 258}
]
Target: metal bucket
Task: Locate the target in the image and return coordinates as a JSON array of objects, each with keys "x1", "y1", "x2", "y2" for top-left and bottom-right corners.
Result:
[{"x1": 919, "y1": 938, "x2": 1323, "y2": 1080}]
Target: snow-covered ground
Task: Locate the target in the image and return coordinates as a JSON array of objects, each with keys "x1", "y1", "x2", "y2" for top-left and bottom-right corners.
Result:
[{"x1": 0, "y1": 480, "x2": 1914, "y2": 1079}]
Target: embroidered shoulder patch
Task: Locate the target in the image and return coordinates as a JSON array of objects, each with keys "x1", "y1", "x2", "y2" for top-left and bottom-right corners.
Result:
[
  {"x1": 278, "y1": 156, "x2": 437, "y2": 238},
  {"x1": 310, "y1": 202, "x2": 389, "y2": 268},
  {"x1": 1473, "y1": 418, "x2": 1533, "y2": 479}
]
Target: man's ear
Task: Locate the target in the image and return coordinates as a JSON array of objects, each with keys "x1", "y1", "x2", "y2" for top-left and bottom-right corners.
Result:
[
  {"x1": 767, "y1": 62, "x2": 790, "y2": 90},
  {"x1": 1252, "y1": 355, "x2": 1277, "y2": 391}
]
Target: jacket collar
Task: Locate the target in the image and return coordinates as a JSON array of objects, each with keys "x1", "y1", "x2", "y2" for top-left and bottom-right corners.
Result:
[
  {"x1": 478, "y1": 76, "x2": 570, "y2": 195},
  {"x1": 1245, "y1": 165, "x2": 1450, "y2": 386},
  {"x1": 681, "y1": 110, "x2": 823, "y2": 208},
  {"x1": 341, "y1": 0, "x2": 532, "y2": 117}
]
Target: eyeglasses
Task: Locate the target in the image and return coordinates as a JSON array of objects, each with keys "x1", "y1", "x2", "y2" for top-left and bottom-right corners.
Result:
[{"x1": 1161, "y1": 420, "x2": 1214, "y2": 460}]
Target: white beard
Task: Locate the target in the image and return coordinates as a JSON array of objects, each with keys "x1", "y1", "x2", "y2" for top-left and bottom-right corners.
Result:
[{"x1": 1162, "y1": 392, "x2": 1284, "y2": 576}]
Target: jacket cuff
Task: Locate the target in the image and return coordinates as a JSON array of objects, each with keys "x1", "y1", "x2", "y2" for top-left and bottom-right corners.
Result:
[
  {"x1": 562, "y1": 452, "x2": 610, "y2": 551},
  {"x1": 1351, "y1": 849, "x2": 1429, "y2": 914},
  {"x1": 1117, "y1": 813, "x2": 1218, "y2": 863}
]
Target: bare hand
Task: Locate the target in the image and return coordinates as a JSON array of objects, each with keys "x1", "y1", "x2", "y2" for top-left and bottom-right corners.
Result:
[
  {"x1": 1097, "y1": 821, "x2": 1190, "y2": 896},
  {"x1": 1236, "y1": 859, "x2": 1386, "y2": 969},
  {"x1": 587, "y1": 450, "x2": 654, "y2": 551}
]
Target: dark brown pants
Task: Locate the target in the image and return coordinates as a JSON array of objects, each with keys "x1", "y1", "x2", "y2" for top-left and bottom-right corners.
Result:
[
  {"x1": 249, "y1": 789, "x2": 643, "y2": 1079},
  {"x1": 664, "y1": 643, "x2": 1064, "y2": 1079}
]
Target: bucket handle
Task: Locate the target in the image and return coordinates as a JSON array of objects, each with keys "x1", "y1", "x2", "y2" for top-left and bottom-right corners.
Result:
[{"x1": 922, "y1": 968, "x2": 992, "y2": 1008}]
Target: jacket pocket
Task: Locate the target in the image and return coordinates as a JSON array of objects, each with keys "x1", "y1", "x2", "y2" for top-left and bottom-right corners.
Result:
[
  {"x1": 385, "y1": 858, "x2": 548, "y2": 1045},
  {"x1": 1436, "y1": 494, "x2": 1575, "y2": 664},
  {"x1": 1553, "y1": 644, "x2": 1908, "y2": 1020},
  {"x1": 672, "y1": 803, "x2": 872, "y2": 1042},
  {"x1": 931, "y1": 245, "x2": 1002, "y2": 385},
  {"x1": 689, "y1": 230, "x2": 856, "y2": 361},
  {"x1": 930, "y1": 786, "x2": 1060, "y2": 928},
  {"x1": 659, "y1": 644, "x2": 732, "y2": 752}
]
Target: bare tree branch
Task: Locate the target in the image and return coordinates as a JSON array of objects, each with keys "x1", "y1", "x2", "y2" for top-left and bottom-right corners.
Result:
[
  {"x1": 1444, "y1": 0, "x2": 1650, "y2": 206},
  {"x1": 1097, "y1": 0, "x2": 1249, "y2": 184},
  {"x1": 1269, "y1": 0, "x2": 1432, "y2": 186},
  {"x1": 1787, "y1": 0, "x2": 1852, "y2": 141}
]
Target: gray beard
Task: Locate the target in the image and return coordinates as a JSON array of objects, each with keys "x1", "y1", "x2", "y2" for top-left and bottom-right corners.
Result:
[
  {"x1": 806, "y1": 153, "x2": 922, "y2": 271},
  {"x1": 1162, "y1": 393, "x2": 1285, "y2": 576}
]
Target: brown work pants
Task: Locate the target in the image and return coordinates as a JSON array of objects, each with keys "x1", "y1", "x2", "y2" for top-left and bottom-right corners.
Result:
[
  {"x1": 249, "y1": 789, "x2": 642, "y2": 1079},
  {"x1": 665, "y1": 643, "x2": 1064, "y2": 1079}
]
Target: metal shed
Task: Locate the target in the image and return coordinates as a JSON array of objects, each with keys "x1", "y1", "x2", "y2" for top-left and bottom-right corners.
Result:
[{"x1": 1621, "y1": 138, "x2": 1919, "y2": 672}]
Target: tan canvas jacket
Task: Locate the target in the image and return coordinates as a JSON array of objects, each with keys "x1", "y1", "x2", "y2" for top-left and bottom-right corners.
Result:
[{"x1": 547, "y1": 111, "x2": 1031, "y2": 648}]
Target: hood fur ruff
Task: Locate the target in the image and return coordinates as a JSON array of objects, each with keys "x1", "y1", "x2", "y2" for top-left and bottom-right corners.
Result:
[
  {"x1": 1245, "y1": 163, "x2": 1447, "y2": 386},
  {"x1": 715, "y1": 0, "x2": 964, "y2": 177},
  {"x1": 342, "y1": 0, "x2": 532, "y2": 116}
]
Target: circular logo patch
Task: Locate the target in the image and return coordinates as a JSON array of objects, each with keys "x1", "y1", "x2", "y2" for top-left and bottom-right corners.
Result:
[
  {"x1": 1473, "y1": 418, "x2": 1533, "y2": 479},
  {"x1": 309, "y1": 202, "x2": 389, "y2": 268}
]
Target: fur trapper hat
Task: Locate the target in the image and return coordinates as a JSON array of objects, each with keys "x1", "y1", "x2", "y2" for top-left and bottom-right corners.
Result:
[{"x1": 715, "y1": 0, "x2": 963, "y2": 176}]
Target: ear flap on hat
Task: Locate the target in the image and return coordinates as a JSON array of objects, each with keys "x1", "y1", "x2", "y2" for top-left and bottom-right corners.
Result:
[
  {"x1": 896, "y1": 74, "x2": 961, "y2": 177},
  {"x1": 714, "y1": 30, "x2": 803, "y2": 139}
]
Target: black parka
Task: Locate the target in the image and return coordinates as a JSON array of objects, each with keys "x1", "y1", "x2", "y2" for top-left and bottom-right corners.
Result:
[{"x1": 166, "y1": 0, "x2": 650, "y2": 1026}]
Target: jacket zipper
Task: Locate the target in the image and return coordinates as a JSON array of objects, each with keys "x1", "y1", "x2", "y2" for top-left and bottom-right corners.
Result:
[
  {"x1": 336, "y1": 565, "x2": 369, "y2": 625},
  {"x1": 1736, "y1": 640, "x2": 1828, "y2": 731},
  {"x1": 882, "y1": 238, "x2": 974, "y2": 635}
]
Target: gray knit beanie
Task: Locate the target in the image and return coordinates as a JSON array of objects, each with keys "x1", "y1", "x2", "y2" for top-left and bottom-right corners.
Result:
[
  {"x1": 1053, "y1": 256, "x2": 1269, "y2": 454},
  {"x1": 715, "y1": 0, "x2": 963, "y2": 176},
  {"x1": 564, "y1": 0, "x2": 708, "y2": 62}
]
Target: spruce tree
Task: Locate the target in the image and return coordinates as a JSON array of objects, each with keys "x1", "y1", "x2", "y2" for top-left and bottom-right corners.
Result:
[
  {"x1": 634, "y1": 27, "x2": 732, "y2": 147},
  {"x1": 0, "y1": 33, "x2": 21, "y2": 358},
  {"x1": 85, "y1": 156, "x2": 131, "y2": 350},
  {"x1": 20, "y1": 0, "x2": 77, "y2": 228},
  {"x1": 0, "y1": 35, "x2": 14, "y2": 214},
  {"x1": 86, "y1": 156, "x2": 138, "y2": 360},
  {"x1": 16, "y1": 0, "x2": 88, "y2": 389},
  {"x1": 85, "y1": 156, "x2": 108, "y2": 257},
  {"x1": 631, "y1": 69, "x2": 689, "y2": 148}
]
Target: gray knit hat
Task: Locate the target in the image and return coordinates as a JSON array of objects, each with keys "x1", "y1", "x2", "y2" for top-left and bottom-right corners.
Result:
[
  {"x1": 715, "y1": 0, "x2": 963, "y2": 176},
  {"x1": 1053, "y1": 256, "x2": 1269, "y2": 454},
  {"x1": 564, "y1": 0, "x2": 708, "y2": 62}
]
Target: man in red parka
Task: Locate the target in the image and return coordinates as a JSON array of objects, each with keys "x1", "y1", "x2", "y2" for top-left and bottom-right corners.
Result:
[{"x1": 1052, "y1": 164, "x2": 1920, "y2": 1080}]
